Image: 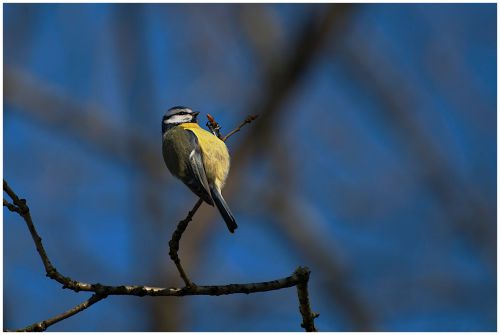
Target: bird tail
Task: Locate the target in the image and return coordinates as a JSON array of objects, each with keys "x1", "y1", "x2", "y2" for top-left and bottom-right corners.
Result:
[{"x1": 210, "y1": 186, "x2": 238, "y2": 233}]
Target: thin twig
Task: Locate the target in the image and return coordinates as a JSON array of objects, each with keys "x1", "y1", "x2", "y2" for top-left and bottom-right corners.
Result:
[
  {"x1": 295, "y1": 267, "x2": 319, "y2": 332},
  {"x1": 3, "y1": 180, "x2": 61, "y2": 283},
  {"x1": 11, "y1": 294, "x2": 107, "y2": 332},
  {"x1": 222, "y1": 115, "x2": 259, "y2": 142},
  {"x1": 168, "y1": 198, "x2": 203, "y2": 287}
]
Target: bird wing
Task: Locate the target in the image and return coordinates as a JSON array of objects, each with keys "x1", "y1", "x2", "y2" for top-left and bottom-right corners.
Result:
[{"x1": 182, "y1": 130, "x2": 214, "y2": 206}]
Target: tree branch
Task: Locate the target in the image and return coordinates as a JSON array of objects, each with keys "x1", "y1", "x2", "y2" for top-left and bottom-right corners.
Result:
[
  {"x1": 4, "y1": 182, "x2": 316, "y2": 330},
  {"x1": 222, "y1": 114, "x2": 259, "y2": 142},
  {"x1": 3, "y1": 180, "x2": 62, "y2": 285},
  {"x1": 0, "y1": 199, "x2": 313, "y2": 299},
  {"x1": 295, "y1": 267, "x2": 319, "y2": 332},
  {"x1": 168, "y1": 198, "x2": 203, "y2": 287},
  {"x1": 4, "y1": 198, "x2": 19, "y2": 213},
  {"x1": 10, "y1": 294, "x2": 107, "y2": 332}
]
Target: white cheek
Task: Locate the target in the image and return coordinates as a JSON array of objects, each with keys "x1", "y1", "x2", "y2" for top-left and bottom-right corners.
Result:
[{"x1": 165, "y1": 114, "x2": 192, "y2": 124}]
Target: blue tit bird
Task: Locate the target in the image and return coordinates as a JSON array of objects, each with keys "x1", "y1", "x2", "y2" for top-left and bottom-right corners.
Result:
[{"x1": 161, "y1": 106, "x2": 238, "y2": 233}]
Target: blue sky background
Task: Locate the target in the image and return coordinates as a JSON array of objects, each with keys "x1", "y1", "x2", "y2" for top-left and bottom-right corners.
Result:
[{"x1": 3, "y1": 3, "x2": 496, "y2": 331}]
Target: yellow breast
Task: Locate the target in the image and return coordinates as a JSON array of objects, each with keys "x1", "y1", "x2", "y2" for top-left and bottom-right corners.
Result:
[{"x1": 180, "y1": 123, "x2": 230, "y2": 189}]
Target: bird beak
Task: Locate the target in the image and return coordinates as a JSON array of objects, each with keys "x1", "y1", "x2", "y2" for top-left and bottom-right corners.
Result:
[{"x1": 193, "y1": 111, "x2": 200, "y2": 117}]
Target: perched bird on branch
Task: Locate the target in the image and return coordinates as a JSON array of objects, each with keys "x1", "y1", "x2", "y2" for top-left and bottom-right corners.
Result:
[{"x1": 161, "y1": 106, "x2": 238, "y2": 233}]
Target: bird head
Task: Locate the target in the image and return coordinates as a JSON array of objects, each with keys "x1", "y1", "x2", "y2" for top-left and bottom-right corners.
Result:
[{"x1": 162, "y1": 106, "x2": 200, "y2": 133}]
